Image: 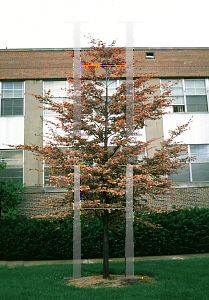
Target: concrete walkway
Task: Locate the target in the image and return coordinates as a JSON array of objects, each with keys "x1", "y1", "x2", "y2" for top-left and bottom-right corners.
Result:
[{"x1": 1, "y1": 253, "x2": 209, "y2": 267}]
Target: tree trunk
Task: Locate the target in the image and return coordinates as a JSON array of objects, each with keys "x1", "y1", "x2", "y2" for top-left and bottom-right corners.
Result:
[{"x1": 103, "y1": 209, "x2": 109, "y2": 278}]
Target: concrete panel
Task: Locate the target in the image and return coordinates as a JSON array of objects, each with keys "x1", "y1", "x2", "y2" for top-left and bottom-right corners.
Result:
[
  {"x1": 24, "y1": 80, "x2": 43, "y2": 187},
  {"x1": 163, "y1": 113, "x2": 209, "y2": 144},
  {"x1": 144, "y1": 78, "x2": 164, "y2": 157},
  {"x1": 0, "y1": 117, "x2": 24, "y2": 148}
]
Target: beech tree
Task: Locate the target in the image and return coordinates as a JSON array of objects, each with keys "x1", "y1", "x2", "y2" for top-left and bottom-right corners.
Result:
[{"x1": 15, "y1": 38, "x2": 190, "y2": 278}]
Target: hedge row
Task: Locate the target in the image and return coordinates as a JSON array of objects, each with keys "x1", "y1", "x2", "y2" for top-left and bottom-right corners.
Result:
[{"x1": 0, "y1": 206, "x2": 209, "y2": 260}]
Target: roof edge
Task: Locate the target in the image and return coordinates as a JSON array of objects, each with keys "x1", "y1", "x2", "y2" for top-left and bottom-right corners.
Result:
[{"x1": 1, "y1": 47, "x2": 209, "y2": 52}]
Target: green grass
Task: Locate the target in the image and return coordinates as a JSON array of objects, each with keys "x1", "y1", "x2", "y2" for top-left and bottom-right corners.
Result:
[{"x1": 0, "y1": 258, "x2": 209, "y2": 300}]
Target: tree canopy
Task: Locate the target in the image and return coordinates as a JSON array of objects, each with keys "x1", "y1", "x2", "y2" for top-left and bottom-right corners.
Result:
[{"x1": 14, "y1": 38, "x2": 190, "y2": 220}]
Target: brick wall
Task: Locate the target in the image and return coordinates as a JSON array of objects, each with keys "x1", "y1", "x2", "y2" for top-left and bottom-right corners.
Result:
[
  {"x1": 1, "y1": 48, "x2": 209, "y2": 80},
  {"x1": 19, "y1": 188, "x2": 209, "y2": 218},
  {"x1": 137, "y1": 187, "x2": 209, "y2": 212},
  {"x1": 134, "y1": 48, "x2": 209, "y2": 77},
  {"x1": 19, "y1": 192, "x2": 67, "y2": 217},
  {"x1": 0, "y1": 50, "x2": 73, "y2": 79}
]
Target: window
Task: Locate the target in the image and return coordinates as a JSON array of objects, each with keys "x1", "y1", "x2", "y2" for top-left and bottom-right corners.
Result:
[
  {"x1": 98, "y1": 80, "x2": 123, "y2": 110},
  {"x1": 161, "y1": 79, "x2": 208, "y2": 113},
  {"x1": 169, "y1": 144, "x2": 209, "y2": 182},
  {"x1": 43, "y1": 81, "x2": 68, "y2": 115},
  {"x1": 44, "y1": 166, "x2": 61, "y2": 186},
  {"x1": 128, "y1": 151, "x2": 146, "y2": 164},
  {"x1": 97, "y1": 80, "x2": 122, "y2": 98},
  {"x1": 96, "y1": 79, "x2": 122, "y2": 94},
  {"x1": 190, "y1": 144, "x2": 209, "y2": 181},
  {"x1": 44, "y1": 147, "x2": 68, "y2": 186},
  {"x1": 185, "y1": 80, "x2": 207, "y2": 112},
  {"x1": 0, "y1": 150, "x2": 23, "y2": 183},
  {"x1": 83, "y1": 80, "x2": 123, "y2": 122},
  {"x1": 145, "y1": 51, "x2": 155, "y2": 59},
  {"x1": 1, "y1": 82, "x2": 24, "y2": 116}
]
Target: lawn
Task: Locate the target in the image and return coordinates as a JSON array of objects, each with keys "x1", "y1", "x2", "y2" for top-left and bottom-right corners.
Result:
[{"x1": 0, "y1": 258, "x2": 209, "y2": 300}]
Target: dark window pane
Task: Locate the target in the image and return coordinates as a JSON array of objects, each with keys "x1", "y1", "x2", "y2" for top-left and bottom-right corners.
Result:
[
  {"x1": 15, "y1": 99, "x2": 23, "y2": 106},
  {"x1": 173, "y1": 105, "x2": 185, "y2": 113},
  {"x1": 2, "y1": 98, "x2": 9, "y2": 115},
  {"x1": 44, "y1": 167, "x2": 59, "y2": 186},
  {"x1": 44, "y1": 165, "x2": 68, "y2": 187},
  {"x1": 0, "y1": 151, "x2": 23, "y2": 184},
  {"x1": 14, "y1": 107, "x2": 23, "y2": 115},
  {"x1": 169, "y1": 165, "x2": 190, "y2": 182},
  {"x1": 2, "y1": 107, "x2": 12, "y2": 115},
  {"x1": 0, "y1": 168, "x2": 23, "y2": 183},
  {"x1": 1, "y1": 98, "x2": 23, "y2": 116},
  {"x1": 192, "y1": 163, "x2": 209, "y2": 181},
  {"x1": 186, "y1": 96, "x2": 208, "y2": 112}
]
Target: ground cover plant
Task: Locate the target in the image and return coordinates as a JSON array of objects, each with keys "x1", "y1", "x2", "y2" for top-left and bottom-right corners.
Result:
[{"x1": 0, "y1": 258, "x2": 209, "y2": 300}]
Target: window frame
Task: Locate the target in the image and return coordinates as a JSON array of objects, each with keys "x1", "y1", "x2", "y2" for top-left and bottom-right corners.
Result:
[
  {"x1": 43, "y1": 80, "x2": 69, "y2": 116},
  {"x1": 0, "y1": 81, "x2": 25, "y2": 117},
  {"x1": 0, "y1": 149, "x2": 24, "y2": 184},
  {"x1": 189, "y1": 144, "x2": 209, "y2": 182},
  {"x1": 161, "y1": 78, "x2": 209, "y2": 113},
  {"x1": 169, "y1": 144, "x2": 209, "y2": 182},
  {"x1": 43, "y1": 146, "x2": 69, "y2": 187},
  {"x1": 145, "y1": 51, "x2": 155, "y2": 59}
]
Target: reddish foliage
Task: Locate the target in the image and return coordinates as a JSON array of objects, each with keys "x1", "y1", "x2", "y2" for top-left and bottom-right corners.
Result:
[{"x1": 12, "y1": 37, "x2": 191, "y2": 221}]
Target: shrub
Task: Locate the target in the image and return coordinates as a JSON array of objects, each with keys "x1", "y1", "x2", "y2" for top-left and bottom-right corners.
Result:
[{"x1": 0, "y1": 206, "x2": 209, "y2": 260}]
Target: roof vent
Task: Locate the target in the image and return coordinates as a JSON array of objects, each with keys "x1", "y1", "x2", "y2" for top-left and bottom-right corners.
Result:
[{"x1": 145, "y1": 51, "x2": 155, "y2": 59}]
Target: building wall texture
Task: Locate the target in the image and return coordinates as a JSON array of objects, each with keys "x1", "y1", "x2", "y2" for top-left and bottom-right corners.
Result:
[
  {"x1": 19, "y1": 188, "x2": 209, "y2": 217},
  {"x1": 0, "y1": 50, "x2": 73, "y2": 79},
  {"x1": 1, "y1": 48, "x2": 209, "y2": 80}
]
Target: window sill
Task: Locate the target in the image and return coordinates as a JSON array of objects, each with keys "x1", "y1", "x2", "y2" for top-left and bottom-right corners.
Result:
[
  {"x1": 171, "y1": 112, "x2": 209, "y2": 114},
  {"x1": 24, "y1": 186, "x2": 67, "y2": 193},
  {"x1": 172, "y1": 182, "x2": 209, "y2": 188},
  {"x1": 0, "y1": 115, "x2": 24, "y2": 117}
]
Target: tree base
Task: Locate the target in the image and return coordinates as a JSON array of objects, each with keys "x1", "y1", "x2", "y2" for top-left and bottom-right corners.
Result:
[
  {"x1": 117, "y1": 276, "x2": 143, "y2": 280},
  {"x1": 66, "y1": 274, "x2": 157, "y2": 288}
]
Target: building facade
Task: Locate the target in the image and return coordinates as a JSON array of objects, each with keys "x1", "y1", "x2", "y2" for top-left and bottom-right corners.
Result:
[{"x1": 0, "y1": 47, "x2": 209, "y2": 215}]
